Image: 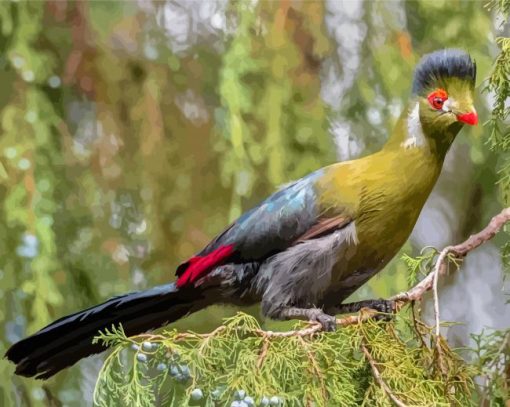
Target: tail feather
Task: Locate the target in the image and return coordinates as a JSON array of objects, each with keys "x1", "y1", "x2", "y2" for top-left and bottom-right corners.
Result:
[{"x1": 5, "y1": 283, "x2": 205, "y2": 379}]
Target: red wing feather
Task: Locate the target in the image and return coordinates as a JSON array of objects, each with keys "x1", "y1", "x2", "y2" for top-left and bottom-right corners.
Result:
[{"x1": 175, "y1": 245, "x2": 235, "y2": 288}]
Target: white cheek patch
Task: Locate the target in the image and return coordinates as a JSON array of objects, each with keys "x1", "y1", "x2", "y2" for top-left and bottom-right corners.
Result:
[
  {"x1": 402, "y1": 102, "x2": 427, "y2": 149},
  {"x1": 442, "y1": 98, "x2": 454, "y2": 113}
]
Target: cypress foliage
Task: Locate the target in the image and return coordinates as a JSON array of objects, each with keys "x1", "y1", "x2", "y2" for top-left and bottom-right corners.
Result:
[{"x1": 92, "y1": 312, "x2": 473, "y2": 407}]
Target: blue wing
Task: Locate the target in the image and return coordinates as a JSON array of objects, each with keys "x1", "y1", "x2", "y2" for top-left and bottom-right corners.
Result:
[
  {"x1": 201, "y1": 169, "x2": 324, "y2": 260},
  {"x1": 175, "y1": 169, "x2": 328, "y2": 286}
]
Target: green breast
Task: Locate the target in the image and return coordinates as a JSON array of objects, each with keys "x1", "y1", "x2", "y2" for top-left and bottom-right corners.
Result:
[{"x1": 317, "y1": 145, "x2": 443, "y2": 279}]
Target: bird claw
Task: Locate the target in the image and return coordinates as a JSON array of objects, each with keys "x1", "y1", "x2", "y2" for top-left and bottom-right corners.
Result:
[
  {"x1": 309, "y1": 309, "x2": 337, "y2": 332},
  {"x1": 365, "y1": 299, "x2": 395, "y2": 321}
]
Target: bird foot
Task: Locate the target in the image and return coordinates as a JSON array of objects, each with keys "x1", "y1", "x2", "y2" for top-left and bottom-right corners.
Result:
[
  {"x1": 272, "y1": 306, "x2": 337, "y2": 332},
  {"x1": 366, "y1": 299, "x2": 395, "y2": 321},
  {"x1": 308, "y1": 309, "x2": 337, "y2": 332},
  {"x1": 330, "y1": 298, "x2": 395, "y2": 320},
  {"x1": 364, "y1": 299, "x2": 395, "y2": 315}
]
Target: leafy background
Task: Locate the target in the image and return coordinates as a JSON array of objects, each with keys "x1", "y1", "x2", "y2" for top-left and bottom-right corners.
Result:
[{"x1": 0, "y1": 0, "x2": 508, "y2": 405}]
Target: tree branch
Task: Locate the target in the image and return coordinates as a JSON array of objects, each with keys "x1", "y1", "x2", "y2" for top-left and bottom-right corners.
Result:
[{"x1": 391, "y1": 207, "x2": 510, "y2": 304}]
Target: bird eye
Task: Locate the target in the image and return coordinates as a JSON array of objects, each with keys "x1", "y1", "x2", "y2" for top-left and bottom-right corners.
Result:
[
  {"x1": 427, "y1": 89, "x2": 448, "y2": 110},
  {"x1": 432, "y1": 97, "x2": 444, "y2": 109}
]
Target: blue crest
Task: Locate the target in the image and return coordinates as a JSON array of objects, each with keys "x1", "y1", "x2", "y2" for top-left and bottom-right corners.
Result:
[{"x1": 412, "y1": 49, "x2": 476, "y2": 95}]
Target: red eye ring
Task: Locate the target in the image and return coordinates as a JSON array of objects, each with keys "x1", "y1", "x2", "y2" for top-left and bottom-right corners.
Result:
[
  {"x1": 427, "y1": 89, "x2": 448, "y2": 110},
  {"x1": 432, "y1": 97, "x2": 444, "y2": 109}
]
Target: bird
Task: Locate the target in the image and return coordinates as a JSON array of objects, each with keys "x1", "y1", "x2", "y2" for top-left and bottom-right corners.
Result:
[{"x1": 6, "y1": 49, "x2": 478, "y2": 379}]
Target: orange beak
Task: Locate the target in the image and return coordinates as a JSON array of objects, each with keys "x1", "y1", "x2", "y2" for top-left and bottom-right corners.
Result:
[{"x1": 456, "y1": 111, "x2": 478, "y2": 126}]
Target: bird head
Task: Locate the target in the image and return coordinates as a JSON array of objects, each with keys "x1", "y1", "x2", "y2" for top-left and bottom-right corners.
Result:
[{"x1": 412, "y1": 49, "x2": 477, "y2": 134}]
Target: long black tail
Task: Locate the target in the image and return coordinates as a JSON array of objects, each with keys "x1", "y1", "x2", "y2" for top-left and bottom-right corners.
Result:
[{"x1": 5, "y1": 283, "x2": 206, "y2": 379}]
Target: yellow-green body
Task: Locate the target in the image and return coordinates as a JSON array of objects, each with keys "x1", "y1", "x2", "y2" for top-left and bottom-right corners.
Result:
[{"x1": 314, "y1": 112, "x2": 461, "y2": 302}]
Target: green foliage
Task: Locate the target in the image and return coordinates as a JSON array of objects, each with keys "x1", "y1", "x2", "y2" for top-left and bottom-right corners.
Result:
[
  {"x1": 487, "y1": 37, "x2": 510, "y2": 203},
  {"x1": 0, "y1": 2, "x2": 68, "y2": 405},
  {"x1": 93, "y1": 325, "x2": 169, "y2": 407},
  {"x1": 485, "y1": 0, "x2": 510, "y2": 283},
  {"x1": 217, "y1": 1, "x2": 334, "y2": 220},
  {"x1": 93, "y1": 312, "x2": 473, "y2": 407},
  {"x1": 488, "y1": 0, "x2": 510, "y2": 18},
  {"x1": 501, "y1": 241, "x2": 510, "y2": 280},
  {"x1": 401, "y1": 247, "x2": 437, "y2": 287},
  {"x1": 471, "y1": 329, "x2": 510, "y2": 404},
  {"x1": 486, "y1": 1, "x2": 510, "y2": 204}
]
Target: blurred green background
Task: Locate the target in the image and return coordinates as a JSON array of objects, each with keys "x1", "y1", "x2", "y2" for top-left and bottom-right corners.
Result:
[{"x1": 0, "y1": 0, "x2": 506, "y2": 405}]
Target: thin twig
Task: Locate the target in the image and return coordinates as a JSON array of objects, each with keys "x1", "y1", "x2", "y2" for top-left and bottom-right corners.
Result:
[
  {"x1": 391, "y1": 207, "x2": 510, "y2": 304},
  {"x1": 487, "y1": 331, "x2": 510, "y2": 371},
  {"x1": 432, "y1": 248, "x2": 450, "y2": 338},
  {"x1": 361, "y1": 342, "x2": 408, "y2": 407},
  {"x1": 297, "y1": 336, "x2": 327, "y2": 400},
  {"x1": 256, "y1": 336, "x2": 270, "y2": 370},
  {"x1": 252, "y1": 310, "x2": 379, "y2": 338},
  {"x1": 393, "y1": 207, "x2": 510, "y2": 375},
  {"x1": 411, "y1": 301, "x2": 427, "y2": 349},
  {"x1": 432, "y1": 247, "x2": 451, "y2": 374}
]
